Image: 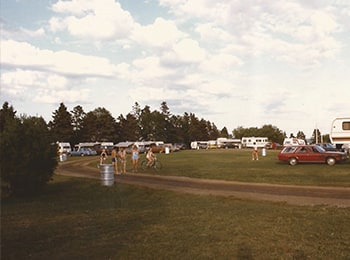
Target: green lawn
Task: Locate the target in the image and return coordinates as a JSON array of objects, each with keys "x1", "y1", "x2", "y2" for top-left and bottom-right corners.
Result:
[
  {"x1": 92, "y1": 149, "x2": 350, "y2": 187},
  {"x1": 2, "y1": 175, "x2": 350, "y2": 259},
  {"x1": 2, "y1": 149, "x2": 350, "y2": 259}
]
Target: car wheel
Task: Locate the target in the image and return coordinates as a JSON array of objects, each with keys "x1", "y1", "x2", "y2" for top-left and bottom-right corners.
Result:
[
  {"x1": 326, "y1": 157, "x2": 336, "y2": 166},
  {"x1": 289, "y1": 158, "x2": 298, "y2": 166}
]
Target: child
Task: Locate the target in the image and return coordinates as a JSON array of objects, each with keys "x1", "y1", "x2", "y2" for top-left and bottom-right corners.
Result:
[
  {"x1": 131, "y1": 145, "x2": 139, "y2": 172},
  {"x1": 252, "y1": 143, "x2": 259, "y2": 161},
  {"x1": 118, "y1": 147, "x2": 127, "y2": 174},
  {"x1": 100, "y1": 149, "x2": 108, "y2": 164},
  {"x1": 146, "y1": 147, "x2": 155, "y2": 167}
]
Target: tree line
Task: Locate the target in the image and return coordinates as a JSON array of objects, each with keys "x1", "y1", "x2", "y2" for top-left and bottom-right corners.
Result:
[
  {"x1": 47, "y1": 101, "x2": 290, "y2": 146},
  {"x1": 0, "y1": 101, "x2": 326, "y2": 196}
]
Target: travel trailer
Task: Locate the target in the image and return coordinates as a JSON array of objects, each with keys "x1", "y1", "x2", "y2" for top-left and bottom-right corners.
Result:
[
  {"x1": 330, "y1": 117, "x2": 350, "y2": 150},
  {"x1": 241, "y1": 137, "x2": 268, "y2": 148},
  {"x1": 216, "y1": 138, "x2": 242, "y2": 149},
  {"x1": 190, "y1": 141, "x2": 208, "y2": 149},
  {"x1": 57, "y1": 142, "x2": 71, "y2": 154}
]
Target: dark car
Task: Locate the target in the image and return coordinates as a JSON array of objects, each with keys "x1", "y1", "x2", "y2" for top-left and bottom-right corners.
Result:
[
  {"x1": 315, "y1": 143, "x2": 339, "y2": 152},
  {"x1": 278, "y1": 145, "x2": 347, "y2": 166}
]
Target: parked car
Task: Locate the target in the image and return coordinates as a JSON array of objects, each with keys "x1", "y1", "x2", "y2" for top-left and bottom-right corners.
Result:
[
  {"x1": 150, "y1": 145, "x2": 165, "y2": 153},
  {"x1": 278, "y1": 145, "x2": 347, "y2": 166},
  {"x1": 315, "y1": 143, "x2": 339, "y2": 152},
  {"x1": 70, "y1": 147, "x2": 97, "y2": 156},
  {"x1": 222, "y1": 143, "x2": 239, "y2": 149}
]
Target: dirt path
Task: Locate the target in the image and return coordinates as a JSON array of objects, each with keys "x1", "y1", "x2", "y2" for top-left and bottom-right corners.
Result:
[{"x1": 56, "y1": 157, "x2": 350, "y2": 207}]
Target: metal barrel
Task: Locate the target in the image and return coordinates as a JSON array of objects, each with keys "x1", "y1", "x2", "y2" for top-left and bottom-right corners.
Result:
[{"x1": 99, "y1": 164, "x2": 114, "y2": 186}]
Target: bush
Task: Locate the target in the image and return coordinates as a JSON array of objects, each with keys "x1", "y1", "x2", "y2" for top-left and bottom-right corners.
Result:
[{"x1": 0, "y1": 112, "x2": 58, "y2": 196}]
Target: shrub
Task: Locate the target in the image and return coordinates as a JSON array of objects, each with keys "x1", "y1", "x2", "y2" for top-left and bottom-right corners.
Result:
[{"x1": 0, "y1": 110, "x2": 58, "y2": 196}]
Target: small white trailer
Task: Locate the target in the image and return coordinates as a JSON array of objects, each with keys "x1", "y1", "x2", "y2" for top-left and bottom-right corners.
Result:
[
  {"x1": 241, "y1": 137, "x2": 268, "y2": 148},
  {"x1": 330, "y1": 117, "x2": 350, "y2": 150},
  {"x1": 57, "y1": 142, "x2": 72, "y2": 154}
]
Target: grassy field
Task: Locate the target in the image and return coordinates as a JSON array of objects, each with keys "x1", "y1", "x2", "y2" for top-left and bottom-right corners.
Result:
[
  {"x1": 91, "y1": 149, "x2": 350, "y2": 187},
  {"x1": 2, "y1": 175, "x2": 350, "y2": 259},
  {"x1": 2, "y1": 149, "x2": 350, "y2": 259}
]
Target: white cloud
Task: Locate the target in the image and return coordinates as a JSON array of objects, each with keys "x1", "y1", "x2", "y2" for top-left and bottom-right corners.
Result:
[
  {"x1": 50, "y1": 0, "x2": 134, "y2": 40},
  {"x1": 131, "y1": 56, "x2": 175, "y2": 84},
  {"x1": 132, "y1": 17, "x2": 185, "y2": 48},
  {"x1": 1, "y1": 40, "x2": 120, "y2": 77},
  {"x1": 0, "y1": 69, "x2": 90, "y2": 104},
  {"x1": 162, "y1": 38, "x2": 206, "y2": 65},
  {"x1": 33, "y1": 89, "x2": 90, "y2": 104},
  {"x1": 1, "y1": 0, "x2": 349, "y2": 135}
]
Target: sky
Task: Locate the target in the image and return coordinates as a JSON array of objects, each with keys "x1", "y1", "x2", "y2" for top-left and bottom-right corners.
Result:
[{"x1": 1, "y1": 0, "x2": 349, "y2": 138}]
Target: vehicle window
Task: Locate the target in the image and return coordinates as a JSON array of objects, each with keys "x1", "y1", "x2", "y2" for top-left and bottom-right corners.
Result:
[
  {"x1": 282, "y1": 147, "x2": 297, "y2": 153},
  {"x1": 342, "y1": 121, "x2": 350, "y2": 130},
  {"x1": 298, "y1": 147, "x2": 307, "y2": 153},
  {"x1": 313, "y1": 145, "x2": 325, "y2": 153}
]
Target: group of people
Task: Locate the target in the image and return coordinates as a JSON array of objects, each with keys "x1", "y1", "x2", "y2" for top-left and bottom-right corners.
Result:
[{"x1": 100, "y1": 145, "x2": 156, "y2": 174}]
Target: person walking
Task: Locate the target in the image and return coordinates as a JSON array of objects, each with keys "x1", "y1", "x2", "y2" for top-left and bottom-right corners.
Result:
[
  {"x1": 111, "y1": 147, "x2": 119, "y2": 174},
  {"x1": 118, "y1": 147, "x2": 127, "y2": 174},
  {"x1": 131, "y1": 145, "x2": 139, "y2": 173},
  {"x1": 252, "y1": 142, "x2": 259, "y2": 160}
]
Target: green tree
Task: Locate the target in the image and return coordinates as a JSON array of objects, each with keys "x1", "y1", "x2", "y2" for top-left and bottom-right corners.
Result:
[
  {"x1": 233, "y1": 124, "x2": 285, "y2": 144},
  {"x1": 49, "y1": 102, "x2": 73, "y2": 143},
  {"x1": 311, "y1": 129, "x2": 322, "y2": 144},
  {"x1": 207, "y1": 121, "x2": 220, "y2": 140},
  {"x1": 81, "y1": 107, "x2": 116, "y2": 142},
  {"x1": 71, "y1": 105, "x2": 86, "y2": 145},
  {"x1": 296, "y1": 131, "x2": 306, "y2": 141},
  {"x1": 139, "y1": 105, "x2": 155, "y2": 140},
  {"x1": 168, "y1": 115, "x2": 184, "y2": 143},
  {"x1": 0, "y1": 102, "x2": 17, "y2": 133},
  {"x1": 117, "y1": 113, "x2": 139, "y2": 141},
  {"x1": 220, "y1": 127, "x2": 229, "y2": 138},
  {"x1": 0, "y1": 107, "x2": 57, "y2": 196}
]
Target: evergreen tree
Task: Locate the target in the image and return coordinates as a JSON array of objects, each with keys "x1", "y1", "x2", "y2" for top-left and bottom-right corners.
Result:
[
  {"x1": 0, "y1": 102, "x2": 17, "y2": 132},
  {"x1": 71, "y1": 105, "x2": 86, "y2": 144},
  {"x1": 49, "y1": 102, "x2": 73, "y2": 143},
  {"x1": 311, "y1": 129, "x2": 322, "y2": 144},
  {"x1": 220, "y1": 127, "x2": 229, "y2": 138},
  {"x1": 139, "y1": 105, "x2": 155, "y2": 140},
  {"x1": 117, "y1": 113, "x2": 139, "y2": 141}
]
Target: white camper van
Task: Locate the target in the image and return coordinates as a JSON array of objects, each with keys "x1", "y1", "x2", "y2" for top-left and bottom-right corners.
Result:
[
  {"x1": 241, "y1": 137, "x2": 268, "y2": 148},
  {"x1": 330, "y1": 117, "x2": 350, "y2": 150},
  {"x1": 57, "y1": 142, "x2": 71, "y2": 154}
]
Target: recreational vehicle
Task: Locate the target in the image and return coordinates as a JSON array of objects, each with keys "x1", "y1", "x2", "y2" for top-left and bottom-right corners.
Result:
[
  {"x1": 216, "y1": 138, "x2": 241, "y2": 149},
  {"x1": 241, "y1": 137, "x2": 268, "y2": 148},
  {"x1": 57, "y1": 142, "x2": 71, "y2": 154},
  {"x1": 330, "y1": 117, "x2": 350, "y2": 150},
  {"x1": 190, "y1": 141, "x2": 208, "y2": 149}
]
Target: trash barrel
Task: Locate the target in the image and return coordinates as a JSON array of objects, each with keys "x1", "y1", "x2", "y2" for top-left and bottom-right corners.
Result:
[
  {"x1": 100, "y1": 164, "x2": 114, "y2": 186},
  {"x1": 262, "y1": 148, "x2": 267, "y2": 157},
  {"x1": 59, "y1": 153, "x2": 67, "y2": 162}
]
